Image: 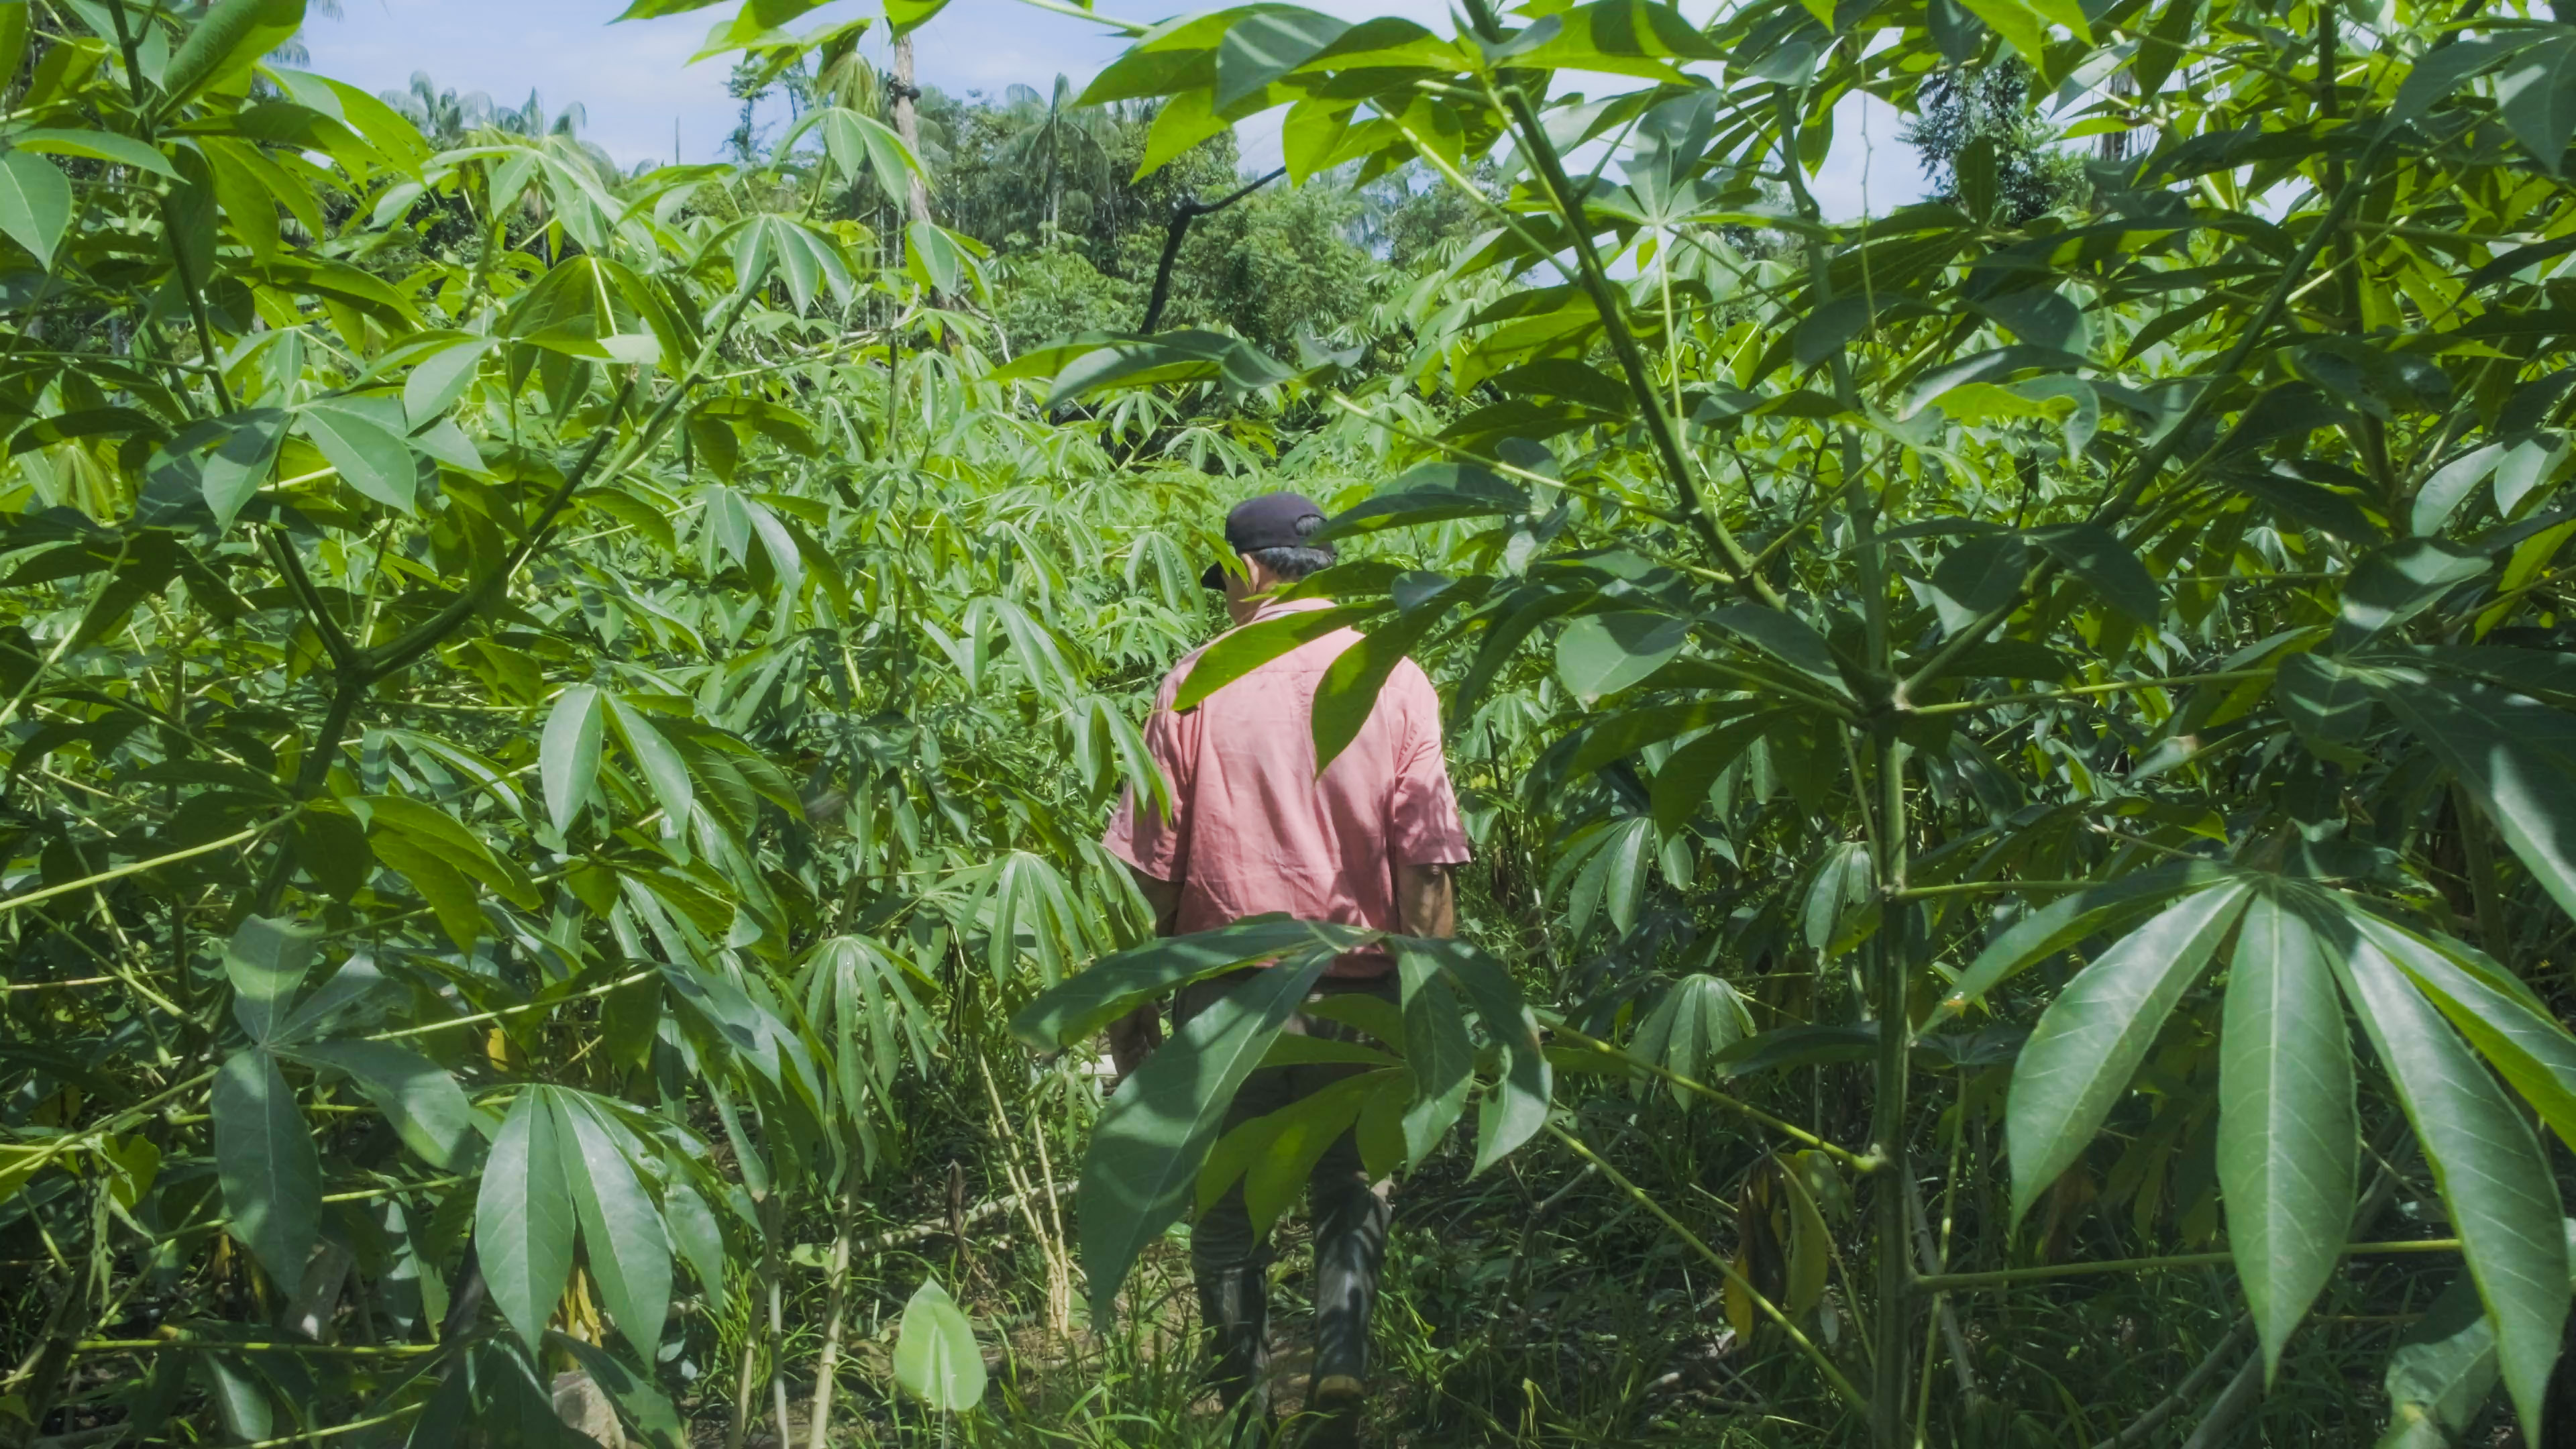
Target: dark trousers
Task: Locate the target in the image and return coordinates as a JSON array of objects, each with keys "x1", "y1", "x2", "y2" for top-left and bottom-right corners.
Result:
[{"x1": 1175, "y1": 971, "x2": 1399, "y2": 1412}]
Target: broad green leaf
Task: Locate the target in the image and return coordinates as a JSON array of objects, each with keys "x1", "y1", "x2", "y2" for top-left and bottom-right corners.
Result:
[
  {"x1": 1009, "y1": 916, "x2": 1372, "y2": 1050},
  {"x1": 1396, "y1": 961, "x2": 1473, "y2": 1164},
  {"x1": 606, "y1": 696, "x2": 694, "y2": 836},
  {"x1": 2496, "y1": 34, "x2": 2576, "y2": 176},
  {"x1": 1802, "y1": 843, "x2": 1875, "y2": 957},
  {"x1": 1955, "y1": 0, "x2": 2088, "y2": 63},
  {"x1": 213, "y1": 1047, "x2": 321, "y2": 1296},
  {"x1": 1319, "y1": 462, "x2": 1527, "y2": 539},
  {"x1": 0, "y1": 148, "x2": 70, "y2": 269},
  {"x1": 1941, "y1": 861, "x2": 2232, "y2": 1014},
  {"x1": 892, "y1": 1275, "x2": 985, "y2": 1411},
  {"x1": 1177, "y1": 603, "x2": 1378, "y2": 710},
  {"x1": 541, "y1": 685, "x2": 606, "y2": 835},
  {"x1": 2366, "y1": 675, "x2": 2576, "y2": 920},
  {"x1": 1627, "y1": 974, "x2": 1754, "y2": 1110},
  {"x1": 547, "y1": 1333, "x2": 686, "y2": 1449},
  {"x1": 2220, "y1": 888, "x2": 2357, "y2": 1380},
  {"x1": 292, "y1": 1040, "x2": 480, "y2": 1169},
  {"x1": 1704, "y1": 606, "x2": 1848, "y2": 695},
  {"x1": 2276, "y1": 653, "x2": 2374, "y2": 765},
  {"x1": 11, "y1": 129, "x2": 177, "y2": 178},
  {"x1": 1555, "y1": 610, "x2": 1686, "y2": 705},
  {"x1": 477, "y1": 1089, "x2": 578, "y2": 1352},
  {"x1": 1407, "y1": 937, "x2": 1550, "y2": 1173},
  {"x1": 402, "y1": 337, "x2": 497, "y2": 429},
  {"x1": 1313, "y1": 601, "x2": 1448, "y2": 772},
  {"x1": 2378, "y1": 1270, "x2": 2504, "y2": 1449},
  {"x1": 199, "y1": 409, "x2": 290, "y2": 529},
  {"x1": 225, "y1": 915, "x2": 319, "y2": 1044},
  {"x1": 161, "y1": 0, "x2": 307, "y2": 112},
  {"x1": 299, "y1": 397, "x2": 418, "y2": 512},
  {"x1": 1077, "y1": 946, "x2": 1332, "y2": 1319},
  {"x1": 1215, "y1": 9, "x2": 1348, "y2": 108},
  {"x1": 2028, "y1": 523, "x2": 2159, "y2": 620},
  {"x1": 2361, "y1": 914, "x2": 2576, "y2": 1152},
  {"x1": 2338, "y1": 912, "x2": 2569, "y2": 1444},
  {"x1": 2006, "y1": 881, "x2": 2251, "y2": 1225},
  {"x1": 555, "y1": 1093, "x2": 672, "y2": 1358},
  {"x1": 2332, "y1": 540, "x2": 2489, "y2": 651}
]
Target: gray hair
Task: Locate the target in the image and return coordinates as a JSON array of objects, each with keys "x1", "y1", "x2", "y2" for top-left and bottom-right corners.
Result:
[{"x1": 1249, "y1": 511, "x2": 1335, "y2": 582}]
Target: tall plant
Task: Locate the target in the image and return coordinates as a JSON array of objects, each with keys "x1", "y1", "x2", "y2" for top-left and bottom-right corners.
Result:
[{"x1": 979, "y1": 0, "x2": 2576, "y2": 1442}]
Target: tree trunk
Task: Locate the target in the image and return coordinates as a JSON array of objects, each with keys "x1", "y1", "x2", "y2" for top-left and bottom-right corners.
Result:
[{"x1": 891, "y1": 35, "x2": 930, "y2": 231}]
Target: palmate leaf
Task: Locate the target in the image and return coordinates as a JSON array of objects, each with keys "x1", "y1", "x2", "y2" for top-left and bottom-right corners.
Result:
[
  {"x1": 476, "y1": 1089, "x2": 577, "y2": 1352},
  {"x1": 1626, "y1": 973, "x2": 1754, "y2": 1110},
  {"x1": 2220, "y1": 886, "x2": 2357, "y2": 1381},
  {"x1": 2006, "y1": 880, "x2": 2251, "y2": 1225},
  {"x1": 1077, "y1": 945, "x2": 1332, "y2": 1320},
  {"x1": 2360, "y1": 670, "x2": 2576, "y2": 919},
  {"x1": 2331, "y1": 904, "x2": 2569, "y2": 1445},
  {"x1": 213, "y1": 1047, "x2": 321, "y2": 1296}
]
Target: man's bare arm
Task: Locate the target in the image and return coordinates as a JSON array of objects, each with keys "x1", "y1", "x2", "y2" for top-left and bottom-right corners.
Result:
[
  {"x1": 1396, "y1": 859, "x2": 1458, "y2": 939},
  {"x1": 1106, "y1": 863, "x2": 1181, "y2": 1080}
]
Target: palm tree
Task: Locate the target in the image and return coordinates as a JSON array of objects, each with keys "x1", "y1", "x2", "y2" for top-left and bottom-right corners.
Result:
[
  {"x1": 996, "y1": 76, "x2": 1116, "y2": 237},
  {"x1": 380, "y1": 72, "x2": 501, "y2": 149}
]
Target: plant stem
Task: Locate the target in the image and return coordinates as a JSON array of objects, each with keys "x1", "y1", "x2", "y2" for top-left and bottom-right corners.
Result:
[
  {"x1": 1913, "y1": 1237, "x2": 2459, "y2": 1291},
  {"x1": 1544, "y1": 1024, "x2": 1874, "y2": 1169},
  {"x1": 1548, "y1": 1124, "x2": 1866, "y2": 1409}
]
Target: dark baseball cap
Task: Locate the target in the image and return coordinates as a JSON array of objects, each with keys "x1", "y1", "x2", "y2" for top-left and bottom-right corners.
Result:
[{"x1": 1199, "y1": 491, "x2": 1333, "y2": 590}]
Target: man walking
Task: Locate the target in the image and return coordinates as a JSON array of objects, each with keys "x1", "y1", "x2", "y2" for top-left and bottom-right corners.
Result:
[{"x1": 1100, "y1": 492, "x2": 1472, "y2": 1445}]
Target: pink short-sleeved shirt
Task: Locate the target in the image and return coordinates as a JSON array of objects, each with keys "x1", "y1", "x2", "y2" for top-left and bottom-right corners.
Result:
[{"x1": 1102, "y1": 596, "x2": 1472, "y2": 979}]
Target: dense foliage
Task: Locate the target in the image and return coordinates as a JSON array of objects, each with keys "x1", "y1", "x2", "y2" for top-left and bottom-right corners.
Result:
[{"x1": 13, "y1": 0, "x2": 2576, "y2": 1445}]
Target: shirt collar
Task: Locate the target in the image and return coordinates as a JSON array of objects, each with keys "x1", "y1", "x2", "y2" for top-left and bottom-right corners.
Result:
[{"x1": 1246, "y1": 595, "x2": 1336, "y2": 625}]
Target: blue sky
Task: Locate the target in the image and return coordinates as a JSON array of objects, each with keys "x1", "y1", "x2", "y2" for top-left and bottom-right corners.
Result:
[{"x1": 299, "y1": 0, "x2": 1925, "y2": 217}]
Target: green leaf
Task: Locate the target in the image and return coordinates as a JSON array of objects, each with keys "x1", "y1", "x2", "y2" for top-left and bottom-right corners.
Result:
[
  {"x1": 2361, "y1": 914, "x2": 2576, "y2": 1152},
  {"x1": 477, "y1": 1088, "x2": 577, "y2": 1352},
  {"x1": 2220, "y1": 887, "x2": 2357, "y2": 1381},
  {"x1": 213, "y1": 1047, "x2": 321, "y2": 1296},
  {"x1": 291, "y1": 1040, "x2": 480, "y2": 1169},
  {"x1": 998, "y1": 329, "x2": 1296, "y2": 407},
  {"x1": 2276, "y1": 653, "x2": 2375, "y2": 766},
  {"x1": 1318, "y1": 462, "x2": 1527, "y2": 539},
  {"x1": 1395, "y1": 962, "x2": 1473, "y2": 1164},
  {"x1": 1555, "y1": 610, "x2": 1686, "y2": 705},
  {"x1": 2006, "y1": 881, "x2": 2252, "y2": 1225},
  {"x1": 225, "y1": 915, "x2": 319, "y2": 1045},
  {"x1": 555, "y1": 1093, "x2": 672, "y2": 1358},
  {"x1": 1009, "y1": 916, "x2": 1371, "y2": 1051},
  {"x1": 547, "y1": 1334, "x2": 686, "y2": 1449},
  {"x1": 606, "y1": 696, "x2": 694, "y2": 836},
  {"x1": 11, "y1": 129, "x2": 177, "y2": 178},
  {"x1": 883, "y1": 0, "x2": 952, "y2": 36},
  {"x1": 1703, "y1": 606, "x2": 1848, "y2": 695},
  {"x1": 2496, "y1": 34, "x2": 2576, "y2": 176},
  {"x1": 2337, "y1": 911, "x2": 2570, "y2": 1445},
  {"x1": 2028, "y1": 523, "x2": 2159, "y2": 621},
  {"x1": 2365, "y1": 674, "x2": 2576, "y2": 920},
  {"x1": 892, "y1": 1275, "x2": 985, "y2": 1411},
  {"x1": 1627, "y1": 974, "x2": 1753, "y2": 1110},
  {"x1": 1954, "y1": 0, "x2": 2088, "y2": 64},
  {"x1": 2378, "y1": 1270, "x2": 2504, "y2": 1449},
  {"x1": 299, "y1": 397, "x2": 418, "y2": 512},
  {"x1": 1802, "y1": 843, "x2": 1876, "y2": 957},
  {"x1": 0, "y1": 148, "x2": 70, "y2": 270},
  {"x1": 1941, "y1": 862, "x2": 2233, "y2": 1014},
  {"x1": 402, "y1": 337, "x2": 497, "y2": 429},
  {"x1": 2332, "y1": 540, "x2": 2489, "y2": 651},
  {"x1": 199, "y1": 409, "x2": 290, "y2": 529},
  {"x1": 160, "y1": 0, "x2": 307, "y2": 115},
  {"x1": 1077, "y1": 945, "x2": 1332, "y2": 1320},
  {"x1": 541, "y1": 685, "x2": 606, "y2": 835},
  {"x1": 1313, "y1": 601, "x2": 1447, "y2": 772},
  {"x1": 1405, "y1": 937, "x2": 1550, "y2": 1173},
  {"x1": 1175, "y1": 603, "x2": 1378, "y2": 710},
  {"x1": 1215, "y1": 9, "x2": 1349, "y2": 108}
]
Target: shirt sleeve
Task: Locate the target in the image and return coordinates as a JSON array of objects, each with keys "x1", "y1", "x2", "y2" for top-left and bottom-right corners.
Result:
[
  {"x1": 1386, "y1": 661, "x2": 1472, "y2": 865},
  {"x1": 1102, "y1": 665, "x2": 1193, "y2": 882}
]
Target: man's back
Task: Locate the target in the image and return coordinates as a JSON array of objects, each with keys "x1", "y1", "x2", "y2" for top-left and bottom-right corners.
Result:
[{"x1": 1104, "y1": 596, "x2": 1468, "y2": 973}]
